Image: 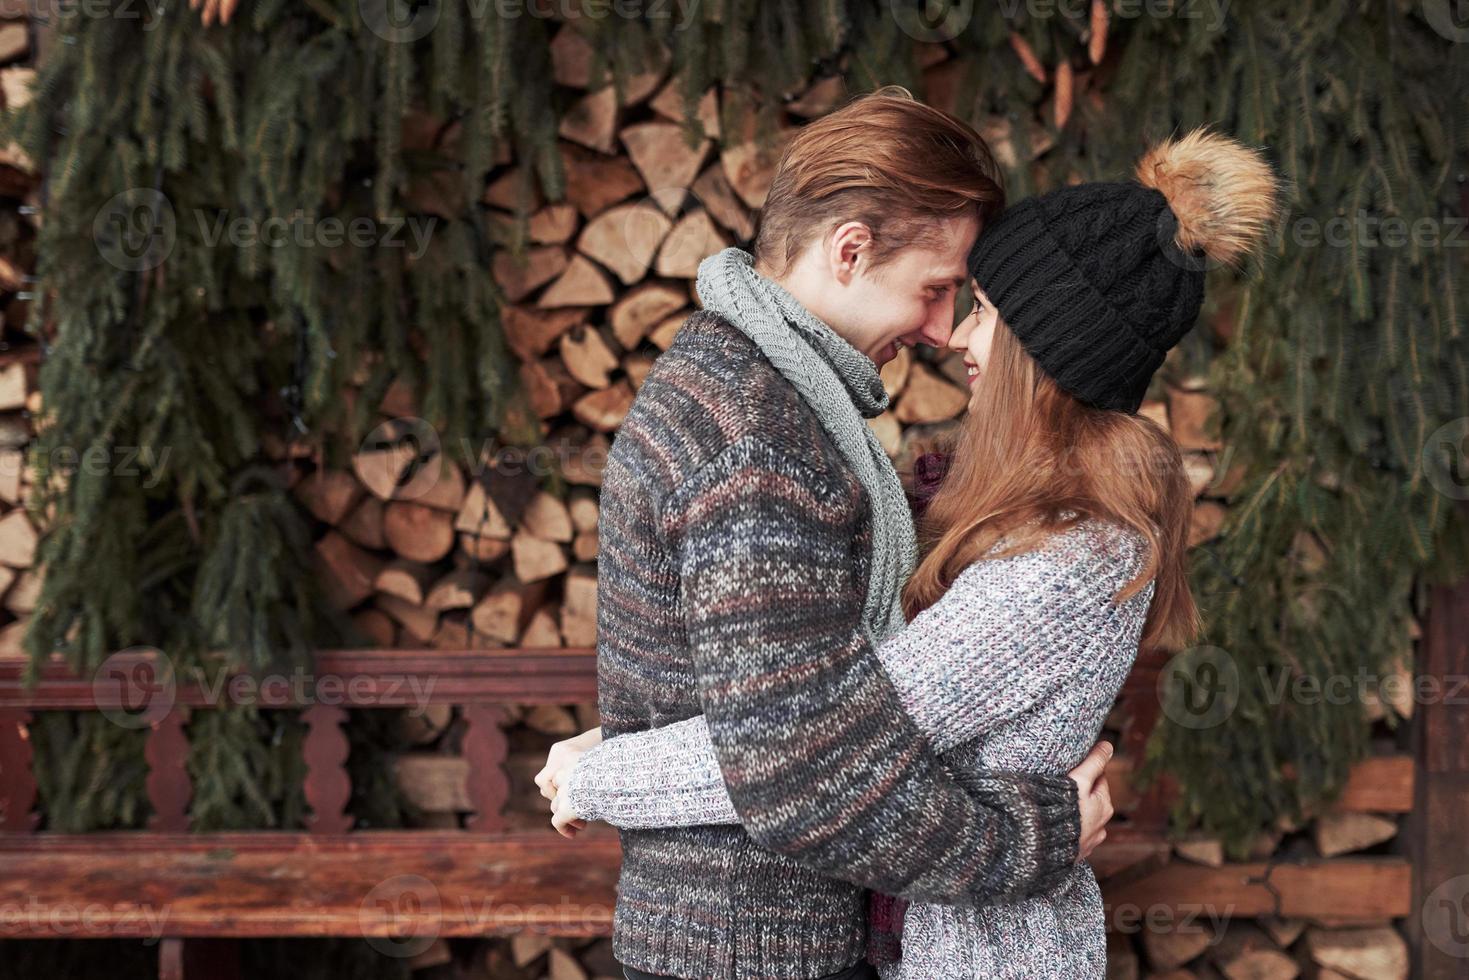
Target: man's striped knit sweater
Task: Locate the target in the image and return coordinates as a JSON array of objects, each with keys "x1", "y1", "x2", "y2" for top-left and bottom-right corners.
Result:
[{"x1": 594, "y1": 309, "x2": 1080, "y2": 980}]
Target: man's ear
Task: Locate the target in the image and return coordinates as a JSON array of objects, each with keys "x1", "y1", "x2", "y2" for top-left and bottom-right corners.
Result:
[{"x1": 827, "y1": 221, "x2": 874, "y2": 286}]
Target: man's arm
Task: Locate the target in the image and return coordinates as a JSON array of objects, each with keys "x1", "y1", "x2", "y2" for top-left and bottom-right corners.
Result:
[
  {"x1": 655, "y1": 434, "x2": 1080, "y2": 905},
  {"x1": 560, "y1": 526, "x2": 1140, "y2": 843}
]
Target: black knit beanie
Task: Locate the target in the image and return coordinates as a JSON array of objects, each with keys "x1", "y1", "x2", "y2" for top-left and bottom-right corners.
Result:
[{"x1": 968, "y1": 130, "x2": 1279, "y2": 414}]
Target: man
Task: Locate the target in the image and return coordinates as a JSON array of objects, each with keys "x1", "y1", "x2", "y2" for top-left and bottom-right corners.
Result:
[{"x1": 537, "y1": 88, "x2": 1114, "y2": 980}]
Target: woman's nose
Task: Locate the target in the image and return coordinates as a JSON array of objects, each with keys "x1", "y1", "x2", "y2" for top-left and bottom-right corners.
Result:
[{"x1": 945, "y1": 314, "x2": 972, "y2": 353}]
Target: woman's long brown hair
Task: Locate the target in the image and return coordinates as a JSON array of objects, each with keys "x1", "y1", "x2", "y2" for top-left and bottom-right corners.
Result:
[{"x1": 901, "y1": 317, "x2": 1201, "y2": 651}]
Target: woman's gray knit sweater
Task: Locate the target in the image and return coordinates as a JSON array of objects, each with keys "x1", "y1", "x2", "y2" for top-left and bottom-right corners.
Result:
[{"x1": 567, "y1": 518, "x2": 1153, "y2": 979}]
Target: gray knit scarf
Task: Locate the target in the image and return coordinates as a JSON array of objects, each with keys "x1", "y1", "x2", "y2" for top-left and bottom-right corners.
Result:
[{"x1": 695, "y1": 247, "x2": 917, "y2": 640}]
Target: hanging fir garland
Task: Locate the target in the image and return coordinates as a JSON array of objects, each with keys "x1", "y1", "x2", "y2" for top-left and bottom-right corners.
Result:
[{"x1": 2, "y1": 0, "x2": 1465, "y2": 865}]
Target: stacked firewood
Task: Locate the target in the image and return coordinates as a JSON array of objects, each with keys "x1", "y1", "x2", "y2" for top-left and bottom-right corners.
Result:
[
  {"x1": 1104, "y1": 773, "x2": 1414, "y2": 980},
  {"x1": 391, "y1": 924, "x2": 1409, "y2": 980},
  {"x1": 392, "y1": 699, "x2": 601, "y2": 833},
  {"x1": 260, "y1": 35, "x2": 1418, "y2": 977},
  {"x1": 0, "y1": 22, "x2": 41, "y2": 654},
  {"x1": 0, "y1": 18, "x2": 1420, "y2": 976},
  {"x1": 0, "y1": 352, "x2": 38, "y2": 650},
  {"x1": 301, "y1": 25, "x2": 1262, "y2": 661},
  {"x1": 399, "y1": 932, "x2": 621, "y2": 980},
  {"x1": 297, "y1": 427, "x2": 603, "y2": 653},
  {"x1": 349, "y1": 38, "x2": 1416, "y2": 980},
  {"x1": 1110, "y1": 919, "x2": 1411, "y2": 980}
]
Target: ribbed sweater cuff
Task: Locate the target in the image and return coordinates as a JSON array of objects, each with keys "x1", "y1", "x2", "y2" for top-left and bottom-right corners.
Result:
[{"x1": 1031, "y1": 773, "x2": 1083, "y2": 892}]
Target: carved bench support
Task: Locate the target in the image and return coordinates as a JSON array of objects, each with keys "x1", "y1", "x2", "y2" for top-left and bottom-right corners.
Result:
[
  {"x1": 463, "y1": 703, "x2": 509, "y2": 832},
  {"x1": 158, "y1": 937, "x2": 240, "y2": 980},
  {"x1": 0, "y1": 707, "x2": 36, "y2": 832},
  {"x1": 302, "y1": 704, "x2": 352, "y2": 834},
  {"x1": 146, "y1": 706, "x2": 192, "y2": 832}
]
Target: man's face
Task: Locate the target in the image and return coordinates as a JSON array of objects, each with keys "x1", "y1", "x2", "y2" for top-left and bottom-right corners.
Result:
[{"x1": 822, "y1": 213, "x2": 980, "y2": 367}]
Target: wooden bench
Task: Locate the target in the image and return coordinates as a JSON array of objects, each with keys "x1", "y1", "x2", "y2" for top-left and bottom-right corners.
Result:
[
  {"x1": 0, "y1": 648, "x2": 618, "y2": 978},
  {"x1": 0, "y1": 647, "x2": 1416, "y2": 977}
]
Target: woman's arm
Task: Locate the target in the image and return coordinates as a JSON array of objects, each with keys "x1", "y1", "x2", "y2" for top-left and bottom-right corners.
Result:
[
  {"x1": 561, "y1": 714, "x2": 739, "y2": 827},
  {"x1": 563, "y1": 520, "x2": 1149, "y2": 830}
]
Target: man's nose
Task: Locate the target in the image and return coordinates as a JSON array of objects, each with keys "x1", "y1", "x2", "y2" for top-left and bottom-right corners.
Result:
[{"x1": 921, "y1": 312, "x2": 955, "y2": 349}]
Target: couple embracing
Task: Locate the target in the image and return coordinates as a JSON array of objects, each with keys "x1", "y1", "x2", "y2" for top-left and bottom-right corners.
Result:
[{"x1": 534, "y1": 87, "x2": 1277, "y2": 980}]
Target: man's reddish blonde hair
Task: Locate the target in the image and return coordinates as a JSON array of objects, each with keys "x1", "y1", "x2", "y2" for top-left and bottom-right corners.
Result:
[{"x1": 754, "y1": 86, "x2": 1005, "y2": 276}]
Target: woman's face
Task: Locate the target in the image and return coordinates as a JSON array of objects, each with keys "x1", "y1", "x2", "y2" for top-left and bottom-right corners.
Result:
[{"x1": 948, "y1": 279, "x2": 999, "y2": 388}]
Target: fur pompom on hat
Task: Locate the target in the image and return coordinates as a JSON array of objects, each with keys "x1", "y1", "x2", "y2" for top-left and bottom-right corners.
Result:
[
  {"x1": 1136, "y1": 128, "x2": 1280, "y2": 268},
  {"x1": 968, "y1": 128, "x2": 1280, "y2": 413}
]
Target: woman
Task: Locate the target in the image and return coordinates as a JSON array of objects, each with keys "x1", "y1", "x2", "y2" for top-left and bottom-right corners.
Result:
[{"x1": 538, "y1": 129, "x2": 1278, "y2": 978}]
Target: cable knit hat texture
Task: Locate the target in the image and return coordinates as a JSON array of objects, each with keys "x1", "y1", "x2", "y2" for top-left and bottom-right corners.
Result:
[{"x1": 968, "y1": 129, "x2": 1279, "y2": 413}]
